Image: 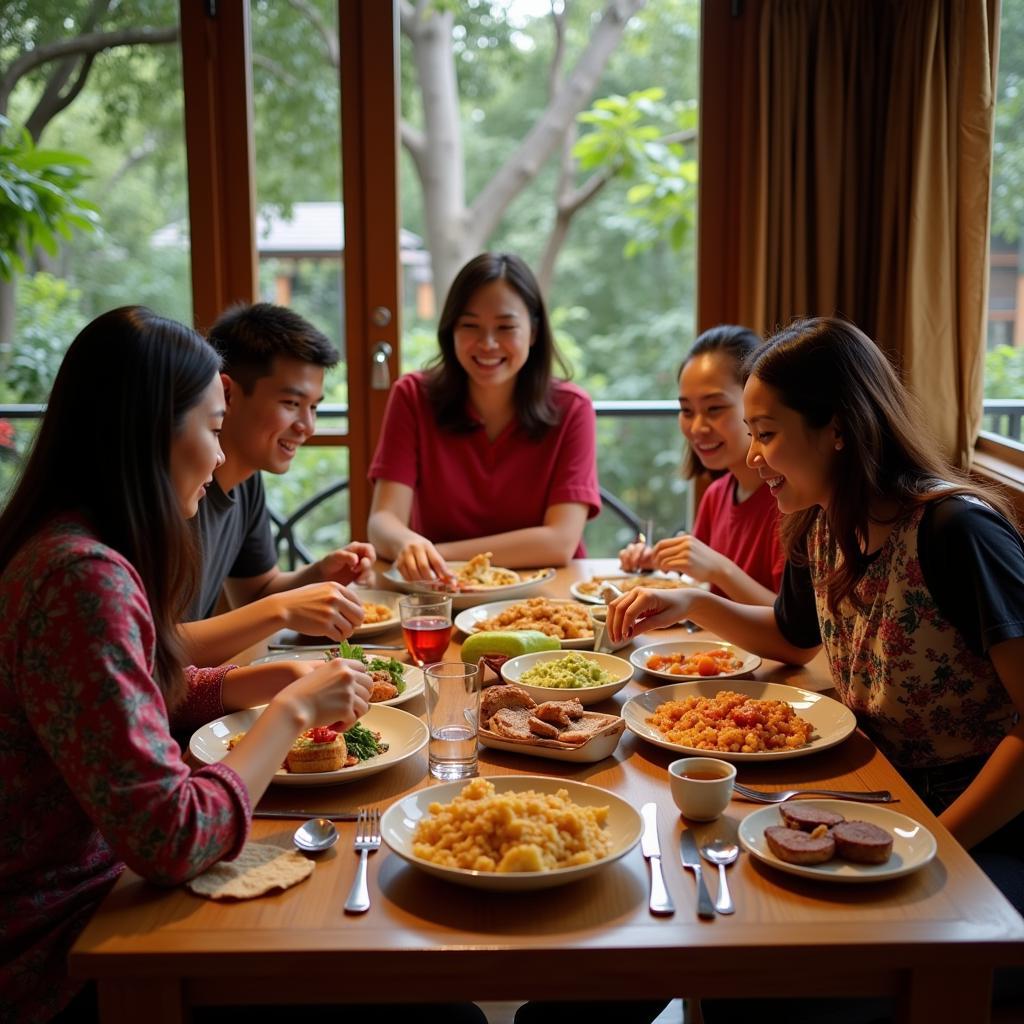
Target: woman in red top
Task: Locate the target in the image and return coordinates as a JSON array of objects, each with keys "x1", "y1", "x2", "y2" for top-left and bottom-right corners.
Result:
[
  {"x1": 0, "y1": 308, "x2": 372, "y2": 1022},
  {"x1": 368, "y1": 253, "x2": 600, "y2": 583},
  {"x1": 620, "y1": 325, "x2": 783, "y2": 604}
]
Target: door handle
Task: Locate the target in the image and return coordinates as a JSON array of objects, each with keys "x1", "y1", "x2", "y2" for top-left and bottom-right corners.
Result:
[{"x1": 371, "y1": 341, "x2": 393, "y2": 390}]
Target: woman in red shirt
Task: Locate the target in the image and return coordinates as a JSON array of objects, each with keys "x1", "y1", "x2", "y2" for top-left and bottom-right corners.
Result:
[
  {"x1": 620, "y1": 325, "x2": 783, "y2": 604},
  {"x1": 0, "y1": 307, "x2": 372, "y2": 1022},
  {"x1": 368, "y1": 253, "x2": 600, "y2": 583}
]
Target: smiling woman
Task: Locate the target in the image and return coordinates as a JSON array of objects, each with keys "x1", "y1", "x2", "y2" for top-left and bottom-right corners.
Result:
[{"x1": 367, "y1": 252, "x2": 601, "y2": 584}]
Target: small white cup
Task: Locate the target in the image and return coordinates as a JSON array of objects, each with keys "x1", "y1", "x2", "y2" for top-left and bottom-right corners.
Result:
[
  {"x1": 668, "y1": 757, "x2": 737, "y2": 821},
  {"x1": 589, "y1": 605, "x2": 630, "y2": 653}
]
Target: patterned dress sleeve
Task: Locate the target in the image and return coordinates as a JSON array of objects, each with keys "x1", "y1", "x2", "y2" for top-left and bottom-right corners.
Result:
[
  {"x1": 13, "y1": 553, "x2": 251, "y2": 885},
  {"x1": 173, "y1": 664, "x2": 236, "y2": 733}
]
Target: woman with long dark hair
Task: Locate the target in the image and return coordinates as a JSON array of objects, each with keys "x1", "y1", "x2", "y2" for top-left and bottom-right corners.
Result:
[
  {"x1": 608, "y1": 316, "x2": 1024, "y2": 909},
  {"x1": 619, "y1": 324, "x2": 782, "y2": 603},
  {"x1": 0, "y1": 307, "x2": 371, "y2": 1021},
  {"x1": 368, "y1": 253, "x2": 600, "y2": 581}
]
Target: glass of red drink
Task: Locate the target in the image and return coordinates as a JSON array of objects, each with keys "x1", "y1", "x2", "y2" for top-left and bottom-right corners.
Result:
[{"x1": 398, "y1": 594, "x2": 453, "y2": 667}]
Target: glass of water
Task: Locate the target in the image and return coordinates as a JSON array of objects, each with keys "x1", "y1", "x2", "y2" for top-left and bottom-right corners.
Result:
[{"x1": 423, "y1": 661, "x2": 481, "y2": 781}]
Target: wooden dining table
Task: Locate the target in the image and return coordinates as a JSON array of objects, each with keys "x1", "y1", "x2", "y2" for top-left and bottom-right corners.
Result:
[{"x1": 69, "y1": 559, "x2": 1024, "y2": 1024}]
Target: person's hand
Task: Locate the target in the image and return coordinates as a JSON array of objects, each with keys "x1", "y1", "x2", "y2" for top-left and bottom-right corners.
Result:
[
  {"x1": 318, "y1": 542, "x2": 376, "y2": 586},
  {"x1": 605, "y1": 587, "x2": 696, "y2": 645},
  {"x1": 221, "y1": 659, "x2": 324, "y2": 711},
  {"x1": 278, "y1": 657, "x2": 373, "y2": 733},
  {"x1": 394, "y1": 537, "x2": 455, "y2": 585},
  {"x1": 273, "y1": 581, "x2": 365, "y2": 640},
  {"x1": 651, "y1": 534, "x2": 722, "y2": 584},
  {"x1": 619, "y1": 541, "x2": 655, "y2": 573}
]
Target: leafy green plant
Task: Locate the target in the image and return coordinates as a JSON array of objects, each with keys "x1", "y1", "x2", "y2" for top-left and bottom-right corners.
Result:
[{"x1": 0, "y1": 117, "x2": 99, "y2": 280}]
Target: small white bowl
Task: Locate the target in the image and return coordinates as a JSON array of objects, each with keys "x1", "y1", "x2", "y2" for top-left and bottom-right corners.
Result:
[{"x1": 499, "y1": 650, "x2": 633, "y2": 706}]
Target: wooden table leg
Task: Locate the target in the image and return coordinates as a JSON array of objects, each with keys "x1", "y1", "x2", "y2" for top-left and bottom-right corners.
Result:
[
  {"x1": 97, "y1": 979, "x2": 184, "y2": 1024},
  {"x1": 899, "y1": 967, "x2": 992, "y2": 1024}
]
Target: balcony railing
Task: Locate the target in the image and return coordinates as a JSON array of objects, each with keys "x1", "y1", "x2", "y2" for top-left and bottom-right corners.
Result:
[{"x1": 4, "y1": 398, "x2": 1021, "y2": 569}]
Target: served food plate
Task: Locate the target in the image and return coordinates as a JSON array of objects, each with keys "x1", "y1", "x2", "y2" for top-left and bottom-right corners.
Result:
[
  {"x1": 499, "y1": 650, "x2": 633, "y2": 705},
  {"x1": 738, "y1": 801, "x2": 937, "y2": 883},
  {"x1": 454, "y1": 598, "x2": 595, "y2": 649},
  {"x1": 189, "y1": 704, "x2": 428, "y2": 786},
  {"x1": 249, "y1": 653, "x2": 424, "y2": 708},
  {"x1": 381, "y1": 563, "x2": 555, "y2": 609},
  {"x1": 480, "y1": 716, "x2": 626, "y2": 764},
  {"x1": 631, "y1": 640, "x2": 761, "y2": 681},
  {"x1": 349, "y1": 587, "x2": 401, "y2": 638},
  {"x1": 380, "y1": 775, "x2": 643, "y2": 890},
  {"x1": 569, "y1": 573, "x2": 704, "y2": 604},
  {"x1": 621, "y1": 680, "x2": 857, "y2": 762}
]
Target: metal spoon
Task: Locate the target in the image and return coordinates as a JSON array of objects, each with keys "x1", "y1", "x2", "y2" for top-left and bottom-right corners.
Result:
[
  {"x1": 293, "y1": 817, "x2": 339, "y2": 853},
  {"x1": 701, "y1": 839, "x2": 738, "y2": 915}
]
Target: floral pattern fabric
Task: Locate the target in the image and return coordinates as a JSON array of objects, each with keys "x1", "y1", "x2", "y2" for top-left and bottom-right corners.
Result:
[
  {"x1": 808, "y1": 505, "x2": 1016, "y2": 769},
  {"x1": 0, "y1": 517, "x2": 251, "y2": 1023}
]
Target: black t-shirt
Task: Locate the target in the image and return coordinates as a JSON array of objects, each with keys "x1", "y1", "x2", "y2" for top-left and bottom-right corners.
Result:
[
  {"x1": 188, "y1": 474, "x2": 278, "y2": 620},
  {"x1": 775, "y1": 496, "x2": 1024, "y2": 656}
]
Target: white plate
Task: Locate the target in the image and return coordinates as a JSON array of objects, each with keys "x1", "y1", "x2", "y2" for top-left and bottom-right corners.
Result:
[
  {"x1": 380, "y1": 775, "x2": 642, "y2": 890},
  {"x1": 189, "y1": 703, "x2": 428, "y2": 786},
  {"x1": 249, "y1": 653, "x2": 423, "y2": 709},
  {"x1": 630, "y1": 640, "x2": 762, "y2": 682},
  {"x1": 621, "y1": 680, "x2": 857, "y2": 762},
  {"x1": 382, "y1": 563, "x2": 555, "y2": 609},
  {"x1": 738, "y1": 801, "x2": 937, "y2": 883},
  {"x1": 499, "y1": 650, "x2": 633, "y2": 705},
  {"x1": 454, "y1": 599, "x2": 595, "y2": 649},
  {"x1": 480, "y1": 718, "x2": 626, "y2": 763},
  {"x1": 349, "y1": 587, "x2": 401, "y2": 638},
  {"x1": 569, "y1": 573, "x2": 704, "y2": 604}
]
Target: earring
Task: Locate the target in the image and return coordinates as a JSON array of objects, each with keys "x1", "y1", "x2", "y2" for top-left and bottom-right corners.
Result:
[{"x1": 834, "y1": 441, "x2": 843, "y2": 451}]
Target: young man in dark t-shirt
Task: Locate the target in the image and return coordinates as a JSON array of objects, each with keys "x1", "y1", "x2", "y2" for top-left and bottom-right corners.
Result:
[{"x1": 181, "y1": 303, "x2": 374, "y2": 666}]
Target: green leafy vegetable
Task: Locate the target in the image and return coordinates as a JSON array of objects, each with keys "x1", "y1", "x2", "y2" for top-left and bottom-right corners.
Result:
[
  {"x1": 324, "y1": 643, "x2": 405, "y2": 693},
  {"x1": 343, "y1": 721, "x2": 389, "y2": 760}
]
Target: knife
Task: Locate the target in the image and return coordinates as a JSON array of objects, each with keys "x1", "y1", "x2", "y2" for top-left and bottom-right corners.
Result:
[
  {"x1": 253, "y1": 810, "x2": 359, "y2": 821},
  {"x1": 267, "y1": 643, "x2": 405, "y2": 652},
  {"x1": 640, "y1": 802, "x2": 675, "y2": 916},
  {"x1": 679, "y1": 829, "x2": 716, "y2": 919}
]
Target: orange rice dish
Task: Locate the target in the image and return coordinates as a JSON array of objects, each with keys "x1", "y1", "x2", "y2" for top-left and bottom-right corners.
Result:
[
  {"x1": 646, "y1": 689, "x2": 814, "y2": 753},
  {"x1": 646, "y1": 648, "x2": 743, "y2": 677}
]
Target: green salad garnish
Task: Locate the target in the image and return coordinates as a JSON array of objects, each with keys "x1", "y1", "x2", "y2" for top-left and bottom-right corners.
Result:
[
  {"x1": 343, "y1": 720, "x2": 389, "y2": 760},
  {"x1": 324, "y1": 641, "x2": 405, "y2": 693}
]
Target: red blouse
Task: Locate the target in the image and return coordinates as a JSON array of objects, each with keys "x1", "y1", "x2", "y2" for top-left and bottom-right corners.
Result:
[{"x1": 0, "y1": 517, "x2": 251, "y2": 1022}]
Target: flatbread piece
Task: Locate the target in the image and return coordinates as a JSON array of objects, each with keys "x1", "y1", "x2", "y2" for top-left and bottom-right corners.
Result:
[{"x1": 186, "y1": 842, "x2": 314, "y2": 901}]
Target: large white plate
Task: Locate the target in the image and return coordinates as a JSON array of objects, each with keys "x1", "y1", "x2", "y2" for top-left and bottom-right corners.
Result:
[
  {"x1": 570, "y1": 573, "x2": 704, "y2": 604},
  {"x1": 381, "y1": 563, "x2": 555, "y2": 609},
  {"x1": 630, "y1": 640, "x2": 762, "y2": 682},
  {"x1": 380, "y1": 775, "x2": 642, "y2": 890},
  {"x1": 621, "y1": 680, "x2": 857, "y2": 762},
  {"x1": 499, "y1": 650, "x2": 633, "y2": 705},
  {"x1": 189, "y1": 703, "x2": 428, "y2": 787},
  {"x1": 738, "y1": 801, "x2": 937, "y2": 883},
  {"x1": 349, "y1": 587, "x2": 402, "y2": 638},
  {"x1": 248, "y1": 653, "x2": 423, "y2": 708},
  {"x1": 454, "y1": 598, "x2": 595, "y2": 649}
]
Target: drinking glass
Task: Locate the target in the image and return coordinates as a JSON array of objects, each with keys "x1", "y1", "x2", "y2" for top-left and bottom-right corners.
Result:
[
  {"x1": 398, "y1": 594, "x2": 453, "y2": 667},
  {"x1": 423, "y1": 661, "x2": 481, "y2": 780}
]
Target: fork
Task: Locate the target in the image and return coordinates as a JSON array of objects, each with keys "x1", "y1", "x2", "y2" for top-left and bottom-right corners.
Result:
[
  {"x1": 733, "y1": 781, "x2": 894, "y2": 803},
  {"x1": 344, "y1": 807, "x2": 381, "y2": 914}
]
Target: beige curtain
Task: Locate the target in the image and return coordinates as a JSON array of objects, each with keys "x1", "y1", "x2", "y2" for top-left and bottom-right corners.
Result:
[{"x1": 725, "y1": 0, "x2": 999, "y2": 468}]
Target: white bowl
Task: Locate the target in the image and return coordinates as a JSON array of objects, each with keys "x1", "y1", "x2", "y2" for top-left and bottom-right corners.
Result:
[{"x1": 499, "y1": 650, "x2": 633, "y2": 705}]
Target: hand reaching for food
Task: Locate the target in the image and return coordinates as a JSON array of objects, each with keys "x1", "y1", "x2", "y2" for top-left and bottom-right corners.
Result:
[
  {"x1": 275, "y1": 581, "x2": 365, "y2": 640},
  {"x1": 605, "y1": 587, "x2": 696, "y2": 644},
  {"x1": 394, "y1": 537, "x2": 455, "y2": 585},
  {"x1": 618, "y1": 541, "x2": 655, "y2": 572},
  {"x1": 318, "y1": 542, "x2": 376, "y2": 586},
  {"x1": 651, "y1": 534, "x2": 722, "y2": 583}
]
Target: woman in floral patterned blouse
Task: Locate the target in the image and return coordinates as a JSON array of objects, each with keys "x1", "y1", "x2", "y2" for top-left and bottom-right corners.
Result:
[
  {"x1": 608, "y1": 318, "x2": 1024, "y2": 902},
  {"x1": 0, "y1": 308, "x2": 373, "y2": 1022}
]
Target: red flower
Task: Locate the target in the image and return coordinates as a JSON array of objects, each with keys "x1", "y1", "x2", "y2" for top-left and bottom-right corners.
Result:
[{"x1": 0, "y1": 419, "x2": 14, "y2": 450}]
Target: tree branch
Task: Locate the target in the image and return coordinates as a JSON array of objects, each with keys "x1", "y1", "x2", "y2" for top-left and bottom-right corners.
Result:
[
  {"x1": 25, "y1": 52, "x2": 96, "y2": 141},
  {"x1": 467, "y1": 0, "x2": 646, "y2": 246},
  {"x1": 252, "y1": 53, "x2": 302, "y2": 90},
  {"x1": 286, "y1": 0, "x2": 339, "y2": 68},
  {"x1": 0, "y1": 26, "x2": 179, "y2": 117},
  {"x1": 401, "y1": 118, "x2": 427, "y2": 169},
  {"x1": 399, "y1": 1, "x2": 419, "y2": 36}
]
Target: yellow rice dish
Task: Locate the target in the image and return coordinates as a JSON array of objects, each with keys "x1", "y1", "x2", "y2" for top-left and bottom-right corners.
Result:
[{"x1": 412, "y1": 777, "x2": 611, "y2": 872}]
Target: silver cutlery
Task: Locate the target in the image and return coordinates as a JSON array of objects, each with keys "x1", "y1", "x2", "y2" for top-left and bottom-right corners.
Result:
[
  {"x1": 640, "y1": 802, "x2": 675, "y2": 916},
  {"x1": 679, "y1": 829, "x2": 716, "y2": 919},
  {"x1": 254, "y1": 810, "x2": 360, "y2": 821},
  {"x1": 344, "y1": 807, "x2": 381, "y2": 914},
  {"x1": 267, "y1": 642, "x2": 404, "y2": 652},
  {"x1": 732, "y1": 782, "x2": 895, "y2": 804},
  {"x1": 293, "y1": 817, "x2": 339, "y2": 853},
  {"x1": 700, "y1": 839, "x2": 738, "y2": 915}
]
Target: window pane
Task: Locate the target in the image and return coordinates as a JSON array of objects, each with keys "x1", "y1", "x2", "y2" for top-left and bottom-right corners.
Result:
[
  {"x1": 1, "y1": 4, "x2": 190, "y2": 495},
  {"x1": 986, "y1": 2, "x2": 1024, "y2": 446},
  {"x1": 398, "y1": 0, "x2": 700, "y2": 554},
  {"x1": 249, "y1": 0, "x2": 351, "y2": 561}
]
